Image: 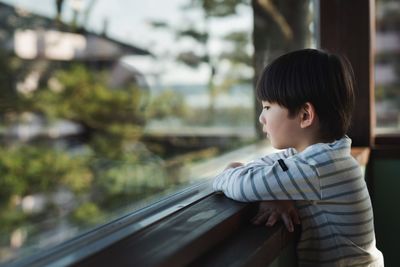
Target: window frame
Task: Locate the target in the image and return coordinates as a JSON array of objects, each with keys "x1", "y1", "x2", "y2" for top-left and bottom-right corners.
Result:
[
  {"x1": 6, "y1": 0, "x2": 396, "y2": 265},
  {"x1": 6, "y1": 181, "x2": 213, "y2": 267}
]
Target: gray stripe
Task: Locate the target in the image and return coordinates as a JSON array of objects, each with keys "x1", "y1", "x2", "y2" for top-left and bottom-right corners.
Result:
[
  {"x1": 299, "y1": 252, "x2": 371, "y2": 265},
  {"x1": 261, "y1": 168, "x2": 277, "y2": 200},
  {"x1": 230, "y1": 169, "x2": 237, "y2": 199},
  {"x1": 294, "y1": 156, "x2": 310, "y2": 165},
  {"x1": 299, "y1": 228, "x2": 374, "y2": 242},
  {"x1": 305, "y1": 148, "x2": 330, "y2": 159},
  {"x1": 304, "y1": 144, "x2": 349, "y2": 160},
  {"x1": 319, "y1": 164, "x2": 359, "y2": 179},
  {"x1": 313, "y1": 195, "x2": 370, "y2": 207},
  {"x1": 321, "y1": 175, "x2": 362, "y2": 190},
  {"x1": 249, "y1": 169, "x2": 262, "y2": 200},
  {"x1": 297, "y1": 238, "x2": 373, "y2": 252},
  {"x1": 302, "y1": 217, "x2": 373, "y2": 233},
  {"x1": 272, "y1": 166, "x2": 292, "y2": 199},
  {"x1": 294, "y1": 157, "x2": 319, "y2": 177},
  {"x1": 347, "y1": 258, "x2": 379, "y2": 267},
  {"x1": 219, "y1": 173, "x2": 227, "y2": 189},
  {"x1": 324, "y1": 185, "x2": 366, "y2": 200},
  {"x1": 287, "y1": 168, "x2": 308, "y2": 199},
  {"x1": 297, "y1": 203, "x2": 313, "y2": 210},
  {"x1": 297, "y1": 195, "x2": 370, "y2": 211},
  {"x1": 294, "y1": 161, "x2": 320, "y2": 199},
  {"x1": 301, "y1": 225, "x2": 374, "y2": 242},
  {"x1": 316, "y1": 156, "x2": 351, "y2": 167},
  {"x1": 261, "y1": 157, "x2": 273, "y2": 164},
  {"x1": 240, "y1": 170, "x2": 251, "y2": 201},
  {"x1": 301, "y1": 207, "x2": 372, "y2": 221}
]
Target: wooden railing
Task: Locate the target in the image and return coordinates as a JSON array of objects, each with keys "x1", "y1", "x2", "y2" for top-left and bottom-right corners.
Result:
[{"x1": 72, "y1": 193, "x2": 298, "y2": 267}]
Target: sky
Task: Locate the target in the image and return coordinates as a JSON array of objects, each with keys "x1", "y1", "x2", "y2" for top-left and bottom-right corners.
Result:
[{"x1": 1, "y1": 0, "x2": 253, "y2": 85}]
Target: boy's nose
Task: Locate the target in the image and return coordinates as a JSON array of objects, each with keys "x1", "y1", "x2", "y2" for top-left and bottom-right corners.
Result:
[{"x1": 259, "y1": 113, "x2": 265, "y2": 125}]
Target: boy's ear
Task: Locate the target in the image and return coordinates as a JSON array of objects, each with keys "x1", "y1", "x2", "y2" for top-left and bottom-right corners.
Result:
[{"x1": 299, "y1": 102, "x2": 317, "y2": 128}]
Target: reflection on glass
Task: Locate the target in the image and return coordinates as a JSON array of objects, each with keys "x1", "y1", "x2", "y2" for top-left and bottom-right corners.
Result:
[
  {"x1": 0, "y1": 0, "x2": 317, "y2": 264},
  {"x1": 0, "y1": 0, "x2": 255, "y2": 263},
  {"x1": 375, "y1": 0, "x2": 400, "y2": 133}
]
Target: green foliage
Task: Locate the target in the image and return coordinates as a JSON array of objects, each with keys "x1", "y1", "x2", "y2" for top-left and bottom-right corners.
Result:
[
  {"x1": 178, "y1": 29, "x2": 208, "y2": 43},
  {"x1": 31, "y1": 65, "x2": 145, "y2": 137},
  {"x1": 177, "y1": 51, "x2": 206, "y2": 68},
  {"x1": 0, "y1": 62, "x2": 169, "y2": 232},
  {"x1": 0, "y1": 208, "x2": 27, "y2": 237},
  {"x1": 0, "y1": 0, "x2": 256, "y2": 251},
  {"x1": 0, "y1": 50, "x2": 22, "y2": 117},
  {"x1": 375, "y1": 85, "x2": 400, "y2": 102},
  {"x1": 221, "y1": 31, "x2": 252, "y2": 67},
  {"x1": 0, "y1": 145, "x2": 92, "y2": 203},
  {"x1": 71, "y1": 202, "x2": 104, "y2": 226},
  {"x1": 95, "y1": 160, "x2": 167, "y2": 203},
  {"x1": 146, "y1": 90, "x2": 187, "y2": 120}
]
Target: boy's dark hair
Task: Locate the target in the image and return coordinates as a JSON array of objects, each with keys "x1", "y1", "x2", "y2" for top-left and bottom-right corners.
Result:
[{"x1": 256, "y1": 49, "x2": 355, "y2": 141}]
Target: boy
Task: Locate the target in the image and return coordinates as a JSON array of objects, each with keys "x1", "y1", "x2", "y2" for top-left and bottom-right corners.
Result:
[{"x1": 213, "y1": 49, "x2": 384, "y2": 266}]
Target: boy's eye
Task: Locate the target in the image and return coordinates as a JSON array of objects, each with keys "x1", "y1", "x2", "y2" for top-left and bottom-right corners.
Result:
[{"x1": 263, "y1": 106, "x2": 270, "y2": 110}]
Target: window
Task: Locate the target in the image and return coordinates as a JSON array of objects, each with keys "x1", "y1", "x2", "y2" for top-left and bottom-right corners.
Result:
[
  {"x1": 0, "y1": 0, "x2": 255, "y2": 264},
  {"x1": 0, "y1": 0, "x2": 317, "y2": 265},
  {"x1": 375, "y1": 0, "x2": 400, "y2": 134}
]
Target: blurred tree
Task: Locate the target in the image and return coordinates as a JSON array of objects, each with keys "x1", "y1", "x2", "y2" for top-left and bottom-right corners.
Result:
[
  {"x1": 54, "y1": 0, "x2": 98, "y2": 32},
  {"x1": 55, "y1": 0, "x2": 65, "y2": 27},
  {"x1": 71, "y1": 202, "x2": 104, "y2": 226},
  {"x1": 146, "y1": 89, "x2": 187, "y2": 120},
  {"x1": 150, "y1": 0, "x2": 252, "y2": 123},
  {"x1": 0, "y1": 145, "x2": 92, "y2": 204},
  {"x1": 31, "y1": 65, "x2": 145, "y2": 139},
  {"x1": 0, "y1": 50, "x2": 19, "y2": 118},
  {"x1": 252, "y1": 0, "x2": 313, "y2": 136},
  {"x1": 0, "y1": 61, "x2": 168, "y2": 237}
]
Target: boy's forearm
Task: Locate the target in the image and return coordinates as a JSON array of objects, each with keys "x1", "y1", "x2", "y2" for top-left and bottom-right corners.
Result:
[
  {"x1": 213, "y1": 159, "x2": 321, "y2": 202},
  {"x1": 213, "y1": 165, "x2": 272, "y2": 202},
  {"x1": 213, "y1": 168, "x2": 249, "y2": 202}
]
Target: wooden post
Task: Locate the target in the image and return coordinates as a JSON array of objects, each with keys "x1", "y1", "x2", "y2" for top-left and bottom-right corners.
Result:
[{"x1": 319, "y1": 0, "x2": 375, "y2": 147}]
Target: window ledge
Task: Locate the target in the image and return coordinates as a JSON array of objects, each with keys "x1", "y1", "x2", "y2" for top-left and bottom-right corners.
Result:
[
  {"x1": 7, "y1": 181, "x2": 213, "y2": 267},
  {"x1": 9, "y1": 189, "x2": 296, "y2": 267},
  {"x1": 73, "y1": 193, "x2": 297, "y2": 267}
]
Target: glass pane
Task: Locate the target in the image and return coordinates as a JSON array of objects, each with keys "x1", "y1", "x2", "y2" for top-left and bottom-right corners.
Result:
[
  {"x1": 0, "y1": 0, "x2": 317, "y2": 264},
  {"x1": 375, "y1": 0, "x2": 400, "y2": 134},
  {"x1": 0, "y1": 0, "x2": 255, "y2": 264}
]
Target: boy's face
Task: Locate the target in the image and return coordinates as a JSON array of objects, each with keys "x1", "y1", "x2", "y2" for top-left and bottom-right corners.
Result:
[{"x1": 258, "y1": 101, "x2": 302, "y2": 150}]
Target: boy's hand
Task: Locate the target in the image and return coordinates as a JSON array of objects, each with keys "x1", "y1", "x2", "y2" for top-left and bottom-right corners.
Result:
[
  {"x1": 251, "y1": 200, "x2": 300, "y2": 232},
  {"x1": 224, "y1": 162, "x2": 244, "y2": 170}
]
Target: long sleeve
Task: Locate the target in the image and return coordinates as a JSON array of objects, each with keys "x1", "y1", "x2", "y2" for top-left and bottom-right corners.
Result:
[{"x1": 213, "y1": 151, "x2": 321, "y2": 202}]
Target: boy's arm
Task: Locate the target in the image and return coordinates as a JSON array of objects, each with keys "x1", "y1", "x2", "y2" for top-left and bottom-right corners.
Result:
[
  {"x1": 213, "y1": 156, "x2": 321, "y2": 202},
  {"x1": 251, "y1": 148, "x2": 297, "y2": 165}
]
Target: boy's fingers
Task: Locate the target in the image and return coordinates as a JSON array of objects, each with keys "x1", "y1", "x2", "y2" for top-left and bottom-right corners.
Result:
[
  {"x1": 290, "y1": 209, "x2": 301, "y2": 225},
  {"x1": 251, "y1": 212, "x2": 269, "y2": 225},
  {"x1": 266, "y1": 212, "x2": 278, "y2": 226},
  {"x1": 281, "y1": 213, "x2": 294, "y2": 232},
  {"x1": 225, "y1": 162, "x2": 244, "y2": 170}
]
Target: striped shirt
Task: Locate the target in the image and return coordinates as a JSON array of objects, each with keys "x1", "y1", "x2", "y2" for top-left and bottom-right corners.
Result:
[{"x1": 213, "y1": 136, "x2": 384, "y2": 267}]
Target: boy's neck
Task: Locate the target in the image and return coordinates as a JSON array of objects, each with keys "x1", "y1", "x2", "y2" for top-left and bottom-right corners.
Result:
[{"x1": 294, "y1": 134, "x2": 332, "y2": 153}]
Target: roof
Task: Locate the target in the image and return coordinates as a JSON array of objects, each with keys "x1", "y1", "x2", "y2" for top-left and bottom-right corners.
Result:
[{"x1": 0, "y1": 2, "x2": 151, "y2": 59}]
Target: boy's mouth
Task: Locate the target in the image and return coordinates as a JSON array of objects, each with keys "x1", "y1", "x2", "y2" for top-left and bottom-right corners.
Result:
[{"x1": 262, "y1": 128, "x2": 269, "y2": 138}]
